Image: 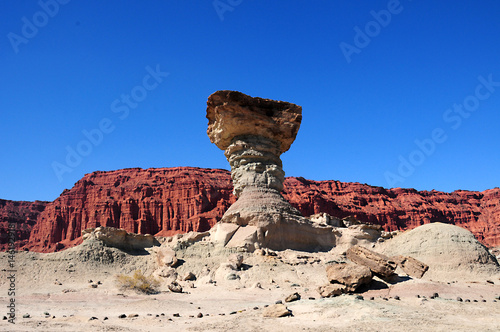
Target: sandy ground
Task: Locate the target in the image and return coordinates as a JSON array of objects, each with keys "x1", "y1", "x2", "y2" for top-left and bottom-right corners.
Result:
[{"x1": 1, "y1": 239, "x2": 500, "y2": 332}]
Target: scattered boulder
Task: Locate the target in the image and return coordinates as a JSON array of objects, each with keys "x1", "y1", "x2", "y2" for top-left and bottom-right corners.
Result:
[
  {"x1": 262, "y1": 304, "x2": 292, "y2": 318},
  {"x1": 326, "y1": 262, "x2": 372, "y2": 291},
  {"x1": 225, "y1": 226, "x2": 258, "y2": 251},
  {"x1": 168, "y1": 282, "x2": 183, "y2": 293},
  {"x1": 228, "y1": 253, "x2": 244, "y2": 269},
  {"x1": 317, "y1": 284, "x2": 346, "y2": 298},
  {"x1": 210, "y1": 223, "x2": 240, "y2": 246},
  {"x1": 392, "y1": 255, "x2": 429, "y2": 278},
  {"x1": 346, "y1": 245, "x2": 396, "y2": 277},
  {"x1": 156, "y1": 247, "x2": 178, "y2": 268},
  {"x1": 284, "y1": 292, "x2": 301, "y2": 303},
  {"x1": 183, "y1": 272, "x2": 196, "y2": 281}
]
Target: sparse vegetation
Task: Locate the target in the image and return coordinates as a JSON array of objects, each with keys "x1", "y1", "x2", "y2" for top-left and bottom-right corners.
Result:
[{"x1": 115, "y1": 270, "x2": 160, "y2": 294}]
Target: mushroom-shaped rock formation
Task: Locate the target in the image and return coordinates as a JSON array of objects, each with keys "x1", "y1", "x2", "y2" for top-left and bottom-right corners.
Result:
[{"x1": 207, "y1": 90, "x2": 336, "y2": 251}]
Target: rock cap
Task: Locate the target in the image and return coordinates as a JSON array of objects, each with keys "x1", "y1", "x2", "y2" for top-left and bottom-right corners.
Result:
[{"x1": 206, "y1": 90, "x2": 302, "y2": 153}]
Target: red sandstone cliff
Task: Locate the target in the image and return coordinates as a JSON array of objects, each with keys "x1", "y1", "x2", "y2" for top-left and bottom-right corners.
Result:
[
  {"x1": 0, "y1": 199, "x2": 48, "y2": 251},
  {"x1": 2, "y1": 167, "x2": 498, "y2": 252}
]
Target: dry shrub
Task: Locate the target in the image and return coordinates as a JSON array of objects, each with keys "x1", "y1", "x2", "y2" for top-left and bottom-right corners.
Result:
[{"x1": 116, "y1": 270, "x2": 160, "y2": 294}]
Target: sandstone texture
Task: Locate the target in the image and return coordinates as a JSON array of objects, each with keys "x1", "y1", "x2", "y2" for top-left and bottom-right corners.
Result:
[{"x1": 2, "y1": 168, "x2": 500, "y2": 252}]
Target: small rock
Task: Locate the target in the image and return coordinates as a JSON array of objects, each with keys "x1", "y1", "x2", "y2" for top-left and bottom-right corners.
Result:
[
  {"x1": 168, "y1": 282, "x2": 183, "y2": 293},
  {"x1": 465, "y1": 299, "x2": 470, "y2": 302},
  {"x1": 89, "y1": 317, "x2": 98, "y2": 321},
  {"x1": 370, "y1": 297, "x2": 375, "y2": 300},
  {"x1": 119, "y1": 314, "x2": 127, "y2": 318},
  {"x1": 482, "y1": 299, "x2": 486, "y2": 302},
  {"x1": 275, "y1": 300, "x2": 282, "y2": 304},
  {"x1": 252, "y1": 282, "x2": 262, "y2": 289},
  {"x1": 88, "y1": 280, "x2": 93, "y2": 283},
  {"x1": 173, "y1": 313, "x2": 180, "y2": 317},
  {"x1": 262, "y1": 304, "x2": 292, "y2": 318},
  {"x1": 228, "y1": 253, "x2": 244, "y2": 269},
  {"x1": 253, "y1": 307, "x2": 259, "y2": 310},
  {"x1": 3, "y1": 316, "x2": 7, "y2": 320},
  {"x1": 44, "y1": 312, "x2": 50, "y2": 316},
  {"x1": 308, "y1": 297, "x2": 316, "y2": 300},
  {"x1": 317, "y1": 284, "x2": 346, "y2": 298},
  {"x1": 284, "y1": 292, "x2": 301, "y2": 303},
  {"x1": 382, "y1": 298, "x2": 388, "y2": 301},
  {"x1": 103, "y1": 317, "x2": 108, "y2": 320},
  {"x1": 430, "y1": 293, "x2": 439, "y2": 299},
  {"x1": 197, "y1": 313, "x2": 203, "y2": 318},
  {"x1": 457, "y1": 297, "x2": 463, "y2": 302},
  {"x1": 91, "y1": 284, "x2": 98, "y2": 288},
  {"x1": 97, "y1": 281, "x2": 102, "y2": 285},
  {"x1": 355, "y1": 295, "x2": 364, "y2": 300},
  {"x1": 486, "y1": 280, "x2": 494, "y2": 284},
  {"x1": 226, "y1": 273, "x2": 240, "y2": 280},
  {"x1": 129, "y1": 314, "x2": 138, "y2": 317},
  {"x1": 229, "y1": 311, "x2": 237, "y2": 315},
  {"x1": 473, "y1": 300, "x2": 478, "y2": 302},
  {"x1": 394, "y1": 296, "x2": 400, "y2": 300},
  {"x1": 183, "y1": 272, "x2": 196, "y2": 281},
  {"x1": 254, "y1": 249, "x2": 266, "y2": 256},
  {"x1": 23, "y1": 314, "x2": 30, "y2": 318}
]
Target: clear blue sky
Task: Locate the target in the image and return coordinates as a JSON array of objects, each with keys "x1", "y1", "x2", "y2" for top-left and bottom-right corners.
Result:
[{"x1": 1, "y1": 0, "x2": 500, "y2": 202}]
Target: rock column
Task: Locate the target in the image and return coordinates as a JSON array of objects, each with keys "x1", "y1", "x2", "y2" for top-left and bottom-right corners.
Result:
[{"x1": 207, "y1": 90, "x2": 335, "y2": 251}]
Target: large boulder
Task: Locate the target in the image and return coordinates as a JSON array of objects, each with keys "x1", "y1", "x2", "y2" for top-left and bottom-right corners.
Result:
[
  {"x1": 391, "y1": 255, "x2": 429, "y2": 279},
  {"x1": 326, "y1": 262, "x2": 372, "y2": 291},
  {"x1": 346, "y1": 245, "x2": 396, "y2": 277}
]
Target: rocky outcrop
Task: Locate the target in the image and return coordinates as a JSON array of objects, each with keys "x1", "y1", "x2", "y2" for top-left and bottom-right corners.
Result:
[
  {"x1": 283, "y1": 178, "x2": 500, "y2": 248},
  {"x1": 206, "y1": 90, "x2": 337, "y2": 251},
  {"x1": 27, "y1": 167, "x2": 235, "y2": 252},
  {"x1": 2, "y1": 167, "x2": 498, "y2": 252},
  {"x1": 82, "y1": 227, "x2": 160, "y2": 251},
  {"x1": 0, "y1": 199, "x2": 48, "y2": 250}
]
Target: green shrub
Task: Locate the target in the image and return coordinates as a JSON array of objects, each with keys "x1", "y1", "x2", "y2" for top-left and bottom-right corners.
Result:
[{"x1": 116, "y1": 270, "x2": 160, "y2": 294}]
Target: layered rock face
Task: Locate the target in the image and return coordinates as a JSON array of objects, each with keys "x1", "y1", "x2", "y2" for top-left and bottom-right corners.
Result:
[
  {"x1": 206, "y1": 90, "x2": 336, "y2": 251},
  {"x1": 0, "y1": 199, "x2": 47, "y2": 250},
  {"x1": 3, "y1": 166, "x2": 499, "y2": 252},
  {"x1": 27, "y1": 167, "x2": 235, "y2": 252}
]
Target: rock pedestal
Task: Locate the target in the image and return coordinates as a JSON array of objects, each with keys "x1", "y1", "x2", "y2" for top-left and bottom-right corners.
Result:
[{"x1": 206, "y1": 90, "x2": 336, "y2": 251}]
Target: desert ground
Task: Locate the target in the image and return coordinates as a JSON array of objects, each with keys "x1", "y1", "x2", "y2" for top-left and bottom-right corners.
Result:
[{"x1": 1, "y1": 223, "x2": 500, "y2": 332}]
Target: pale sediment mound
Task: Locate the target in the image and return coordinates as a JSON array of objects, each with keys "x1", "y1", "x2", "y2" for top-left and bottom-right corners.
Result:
[{"x1": 376, "y1": 222, "x2": 500, "y2": 281}]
